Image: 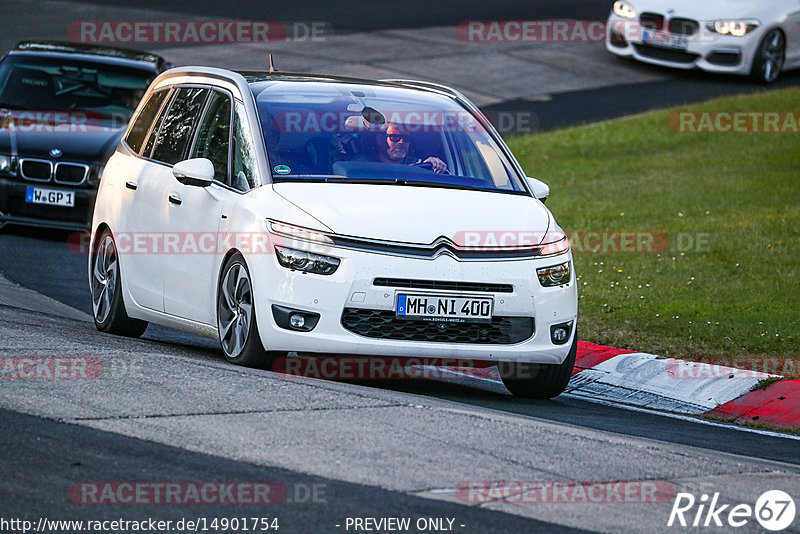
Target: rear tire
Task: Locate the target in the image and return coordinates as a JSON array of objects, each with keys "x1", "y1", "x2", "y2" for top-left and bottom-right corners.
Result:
[
  {"x1": 217, "y1": 253, "x2": 281, "y2": 369},
  {"x1": 90, "y1": 230, "x2": 148, "y2": 337},
  {"x1": 500, "y1": 335, "x2": 577, "y2": 399}
]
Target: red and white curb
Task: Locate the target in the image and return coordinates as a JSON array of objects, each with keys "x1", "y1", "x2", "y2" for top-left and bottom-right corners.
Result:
[{"x1": 420, "y1": 341, "x2": 800, "y2": 432}]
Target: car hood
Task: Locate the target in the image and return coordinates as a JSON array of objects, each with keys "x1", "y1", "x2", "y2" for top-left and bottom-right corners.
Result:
[
  {"x1": 271, "y1": 182, "x2": 552, "y2": 246},
  {"x1": 0, "y1": 117, "x2": 124, "y2": 163},
  {"x1": 629, "y1": 0, "x2": 780, "y2": 20}
]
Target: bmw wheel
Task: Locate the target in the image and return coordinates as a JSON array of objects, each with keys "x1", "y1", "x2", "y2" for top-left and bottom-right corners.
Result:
[
  {"x1": 91, "y1": 230, "x2": 148, "y2": 337},
  {"x1": 751, "y1": 29, "x2": 785, "y2": 83}
]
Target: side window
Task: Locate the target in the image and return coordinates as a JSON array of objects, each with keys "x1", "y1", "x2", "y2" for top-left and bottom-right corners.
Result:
[
  {"x1": 190, "y1": 91, "x2": 231, "y2": 184},
  {"x1": 151, "y1": 87, "x2": 208, "y2": 165},
  {"x1": 231, "y1": 101, "x2": 259, "y2": 191},
  {"x1": 124, "y1": 89, "x2": 168, "y2": 154},
  {"x1": 142, "y1": 96, "x2": 169, "y2": 158}
]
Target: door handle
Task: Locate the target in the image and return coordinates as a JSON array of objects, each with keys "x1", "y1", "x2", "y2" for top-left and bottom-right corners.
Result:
[
  {"x1": 125, "y1": 181, "x2": 138, "y2": 191},
  {"x1": 168, "y1": 194, "x2": 182, "y2": 206}
]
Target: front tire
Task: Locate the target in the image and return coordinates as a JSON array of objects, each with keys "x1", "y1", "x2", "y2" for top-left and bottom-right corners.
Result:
[
  {"x1": 217, "y1": 253, "x2": 280, "y2": 368},
  {"x1": 500, "y1": 335, "x2": 577, "y2": 399},
  {"x1": 751, "y1": 29, "x2": 785, "y2": 83},
  {"x1": 90, "y1": 230, "x2": 148, "y2": 337}
]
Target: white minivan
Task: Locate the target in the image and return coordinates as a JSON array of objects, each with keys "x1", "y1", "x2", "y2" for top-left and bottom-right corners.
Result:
[{"x1": 89, "y1": 67, "x2": 578, "y2": 398}]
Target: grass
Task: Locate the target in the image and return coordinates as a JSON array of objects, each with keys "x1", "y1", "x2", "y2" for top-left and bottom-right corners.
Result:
[{"x1": 506, "y1": 87, "x2": 800, "y2": 377}]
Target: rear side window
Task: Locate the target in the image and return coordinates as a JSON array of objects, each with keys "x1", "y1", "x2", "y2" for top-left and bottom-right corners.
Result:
[
  {"x1": 190, "y1": 90, "x2": 231, "y2": 183},
  {"x1": 125, "y1": 89, "x2": 168, "y2": 154},
  {"x1": 151, "y1": 87, "x2": 208, "y2": 165}
]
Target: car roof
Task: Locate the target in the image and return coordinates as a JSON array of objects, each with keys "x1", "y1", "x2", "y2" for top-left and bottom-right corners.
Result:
[
  {"x1": 8, "y1": 41, "x2": 170, "y2": 72},
  {"x1": 154, "y1": 66, "x2": 465, "y2": 104}
]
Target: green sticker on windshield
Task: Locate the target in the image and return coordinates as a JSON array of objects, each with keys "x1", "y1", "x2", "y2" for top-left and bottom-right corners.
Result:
[{"x1": 274, "y1": 165, "x2": 291, "y2": 175}]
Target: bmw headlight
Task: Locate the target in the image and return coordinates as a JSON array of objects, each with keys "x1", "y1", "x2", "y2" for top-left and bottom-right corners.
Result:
[
  {"x1": 613, "y1": 1, "x2": 637, "y2": 19},
  {"x1": 0, "y1": 154, "x2": 12, "y2": 175},
  {"x1": 707, "y1": 19, "x2": 760, "y2": 37},
  {"x1": 537, "y1": 262, "x2": 572, "y2": 287},
  {"x1": 275, "y1": 246, "x2": 340, "y2": 275}
]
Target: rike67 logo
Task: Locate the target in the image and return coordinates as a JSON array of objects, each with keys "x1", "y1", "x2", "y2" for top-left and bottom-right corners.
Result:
[{"x1": 668, "y1": 490, "x2": 796, "y2": 531}]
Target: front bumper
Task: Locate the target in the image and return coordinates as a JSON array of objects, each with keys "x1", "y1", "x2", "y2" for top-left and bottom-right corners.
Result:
[
  {"x1": 0, "y1": 175, "x2": 96, "y2": 231},
  {"x1": 247, "y1": 241, "x2": 578, "y2": 365},
  {"x1": 605, "y1": 13, "x2": 762, "y2": 76}
]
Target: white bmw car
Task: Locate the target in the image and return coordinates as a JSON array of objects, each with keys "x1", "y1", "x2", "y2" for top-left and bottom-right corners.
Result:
[
  {"x1": 606, "y1": 0, "x2": 800, "y2": 82},
  {"x1": 88, "y1": 67, "x2": 578, "y2": 398}
]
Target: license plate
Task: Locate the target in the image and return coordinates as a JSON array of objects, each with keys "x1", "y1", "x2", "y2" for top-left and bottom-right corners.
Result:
[
  {"x1": 396, "y1": 294, "x2": 493, "y2": 323},
  {"x1": 25, "y1": 186, "x2": 75, "y2": 208},
  {"x1": 643, "y1": 30, "x2": 688, "y2": 50}
]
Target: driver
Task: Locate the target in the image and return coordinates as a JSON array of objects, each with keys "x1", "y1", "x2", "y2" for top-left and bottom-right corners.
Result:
[{"x1": 377, "y1": 123, "x2": 448, "y2": 174}]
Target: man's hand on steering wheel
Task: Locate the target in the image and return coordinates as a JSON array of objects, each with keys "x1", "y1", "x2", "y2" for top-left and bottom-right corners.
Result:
[{"x1": 422, "y1": 157, "x2": 448, "y2": 174}]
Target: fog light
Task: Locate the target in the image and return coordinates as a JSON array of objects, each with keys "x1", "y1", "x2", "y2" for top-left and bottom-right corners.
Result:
[
  {"x1": 290, "y1": 314, "x2": 305, "y2": 329},
  {"x1": 272, "y1": 305, "x2": 320, "y2": 332},
  {"x1": 550, "y1": 321, "x2": 573, "y2": 345}
]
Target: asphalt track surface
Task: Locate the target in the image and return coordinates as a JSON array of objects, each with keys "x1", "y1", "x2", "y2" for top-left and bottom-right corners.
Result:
[
  {"x1": 1, "y1": 410, "x2": 585, "y2": 534},
  {"x1": 1, "y1": 225, "x2": 799, "y2": 469}
]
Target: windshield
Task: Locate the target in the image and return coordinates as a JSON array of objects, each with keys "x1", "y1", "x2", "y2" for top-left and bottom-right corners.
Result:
[
  {"x1": 0, "y1": 55, "x2": 155, "y2": 122},
  {"x1": 250, "y1": 81, "x2": 525, "y2": 194}
]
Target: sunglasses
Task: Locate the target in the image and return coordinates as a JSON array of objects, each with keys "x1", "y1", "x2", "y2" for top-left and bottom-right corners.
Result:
[{"x1": 386, "y1": 133, "x2": 410, "y2": 143}]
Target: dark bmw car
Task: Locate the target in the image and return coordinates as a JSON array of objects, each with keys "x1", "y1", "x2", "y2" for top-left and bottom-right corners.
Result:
[{"x1": 0, "y1": 41, "x2": 169, "y2": 231}]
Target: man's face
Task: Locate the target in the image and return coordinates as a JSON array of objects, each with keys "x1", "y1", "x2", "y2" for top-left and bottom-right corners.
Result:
[{"x1": 383, "y1": 123, "x2": 410, "y2": 162}]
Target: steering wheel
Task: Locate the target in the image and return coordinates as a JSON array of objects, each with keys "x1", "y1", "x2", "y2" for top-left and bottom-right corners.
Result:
[{"x1": 410, "y1": 161, "x2": 450, "y2": 175}]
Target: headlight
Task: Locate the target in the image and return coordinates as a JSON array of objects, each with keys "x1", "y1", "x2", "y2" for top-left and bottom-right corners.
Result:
[
  {"x1": 0, "y1": 154, "x2": 12, "y2": 175},
  {"x1": 707, "y1": 19, "x2": 760, "y2": 37},
  {"x1": 537, "y1": 262, "x2": 571, "y2": 287},
  {"x1": 275, "y1": 246, "x2": 340, "y2": 275},
  {"x1": 613, "y1": 1, "x2": 637, "y2": 19},
  {"x1": 268, "y1": 220, "x2": 335, "y2": 245}
]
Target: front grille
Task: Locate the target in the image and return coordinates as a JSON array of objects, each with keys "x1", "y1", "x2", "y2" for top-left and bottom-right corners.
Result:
[
  {"x1": 668, "y1": 18, "x2": 699, "y2": 36},
  {"x1": 54, "y1": 162, "x2": 89, "y2": 184},
  {"x1": 374, "y1": 278, "x2": 514, "y2": 294},
  {"x1": 633, "y1": 44, "x2": 700, "y2": 64},
  {"x1": 639, "y1": 12, "x2": 665, "y2": 31},
  {"x1": 341, "y1": 308, "x2": 534, "y2": 344},
  {"x1": 20, "y1": 159, "x2": 52, "y2": 181}
]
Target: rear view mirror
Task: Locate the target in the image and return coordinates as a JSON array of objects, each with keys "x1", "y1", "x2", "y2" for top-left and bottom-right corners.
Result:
[
  {"x1": 525, "y1": 176, "x2": 550, "y2": 202},
  {"x1": 173, "y1": 158, "x2": 214, "y2": 187}
]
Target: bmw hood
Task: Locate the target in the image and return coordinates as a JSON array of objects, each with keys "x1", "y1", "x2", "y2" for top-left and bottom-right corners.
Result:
[
  {"x1": 0, "y1": 114, "x2": 124, "y2": 163},
  {"x1": 272, "y1": 182, "x2": 553, "y2": 246},
  {"x1": 627, "y1": 0, "x2": 765, "y2": 20}
]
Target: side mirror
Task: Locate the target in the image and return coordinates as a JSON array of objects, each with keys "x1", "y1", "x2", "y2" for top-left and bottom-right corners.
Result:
[
  {"x1": 173, "y1": 158, "x2": 214, "y2": 187},
  {"x1": 525, "y1": 176, "x2": 550, "y2": 202}
]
